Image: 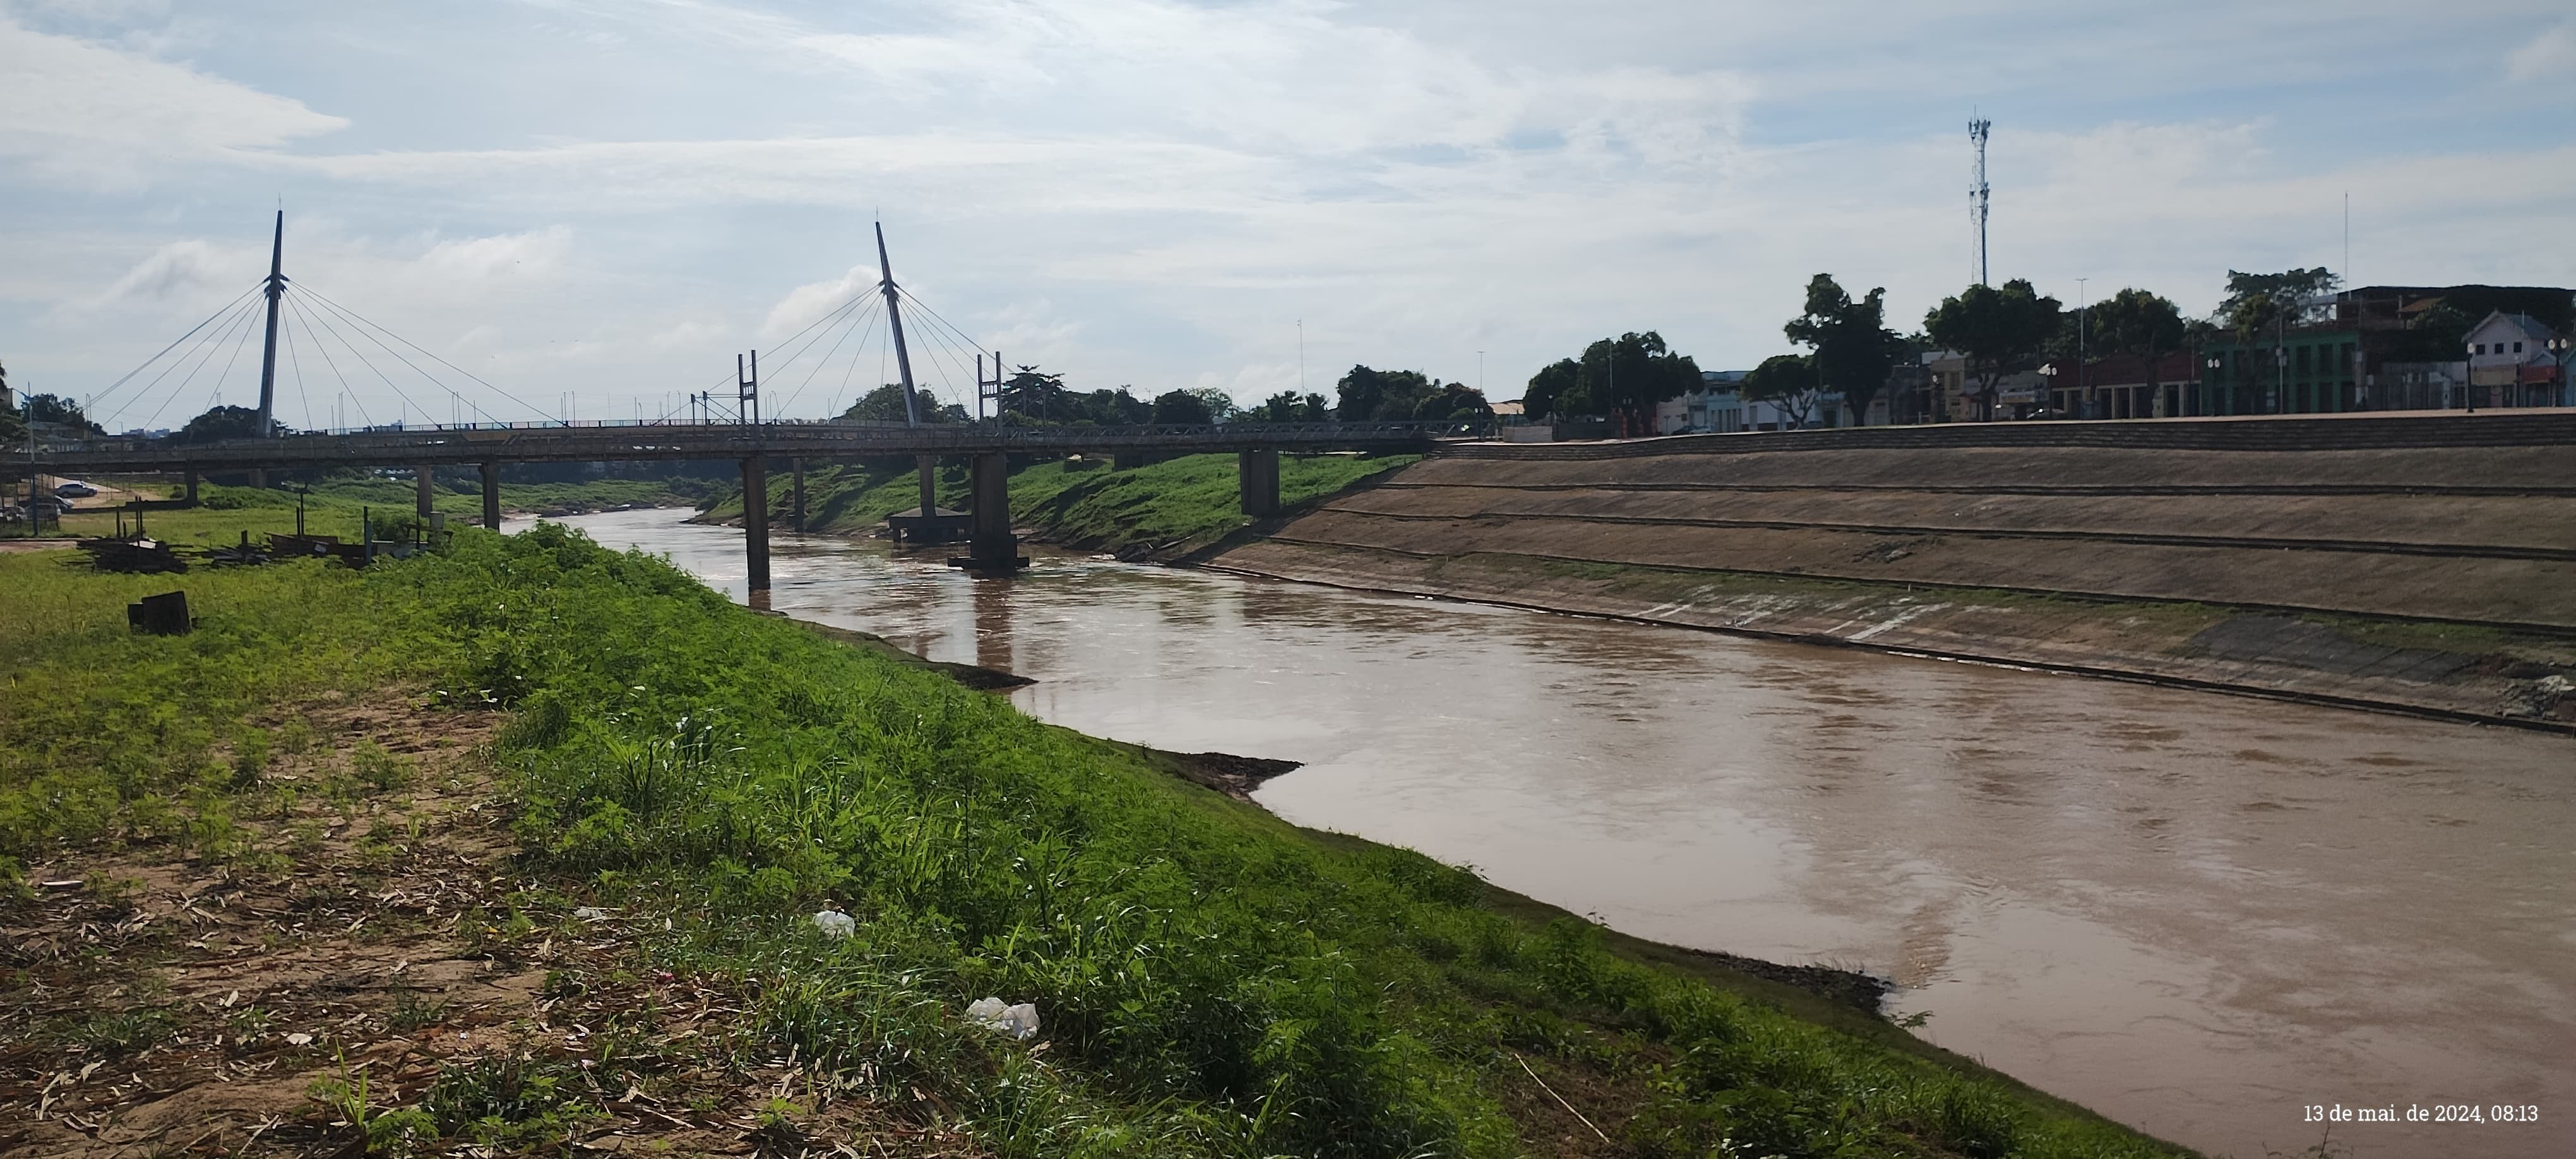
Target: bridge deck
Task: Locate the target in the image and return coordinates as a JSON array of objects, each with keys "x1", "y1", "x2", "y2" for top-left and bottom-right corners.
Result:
[{"x1": 18, "y1": 420, "x2": 1476, "y2": 474}]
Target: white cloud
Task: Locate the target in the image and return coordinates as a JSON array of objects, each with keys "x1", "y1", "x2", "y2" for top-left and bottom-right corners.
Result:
[
  {"x1": 2506, "y1": 25, "x2": 2573, "y2": 81},
  {"x1": 0, "y1": 17, "x2": 345, "y2": 186}
]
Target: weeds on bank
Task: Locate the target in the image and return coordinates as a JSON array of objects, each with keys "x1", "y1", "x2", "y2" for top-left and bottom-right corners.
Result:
[{"x1": 4, "y1": 526, "x2": 2184, "y2": 1157}]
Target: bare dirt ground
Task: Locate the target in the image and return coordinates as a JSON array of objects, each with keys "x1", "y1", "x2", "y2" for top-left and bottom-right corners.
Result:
[{"x1": 0, "y1": 692, "x2": 979, "y2": 1159}]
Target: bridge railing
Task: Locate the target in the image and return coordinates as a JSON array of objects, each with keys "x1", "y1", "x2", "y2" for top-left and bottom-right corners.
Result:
[{"x1": 25, "y1": 419, "x2": 1490, "y2": 460}]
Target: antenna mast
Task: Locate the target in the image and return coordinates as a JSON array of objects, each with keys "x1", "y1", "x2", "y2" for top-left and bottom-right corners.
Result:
[{"x1": 1969, "y1": 118, "x2": 1992, "y2": 287}]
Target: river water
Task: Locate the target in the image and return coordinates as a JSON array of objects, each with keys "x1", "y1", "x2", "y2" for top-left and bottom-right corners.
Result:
[{"x1": 537, "y1": 508, "x2": 2573, "y2": 1158}]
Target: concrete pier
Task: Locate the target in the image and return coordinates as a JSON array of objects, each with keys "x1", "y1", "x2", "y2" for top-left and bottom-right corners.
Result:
[
  {"x1": 415, "y1": 467, "x2": 435, "y2": 523},
  {"x1": 1237, "y1": 448, "x2": 1280, "y2": 517},
  {"x1": 742, "y1": 456, "x2": 770, "y2": 592},
  {"x1": 955, "y1": 451, "x2": 1025, "y2": 573},
  {"x1": 792, "y1": 458, "x2": 807, "y2": 534},
  {"x1": 480, "y1": 461, "x2": 501, "y2": 529}
]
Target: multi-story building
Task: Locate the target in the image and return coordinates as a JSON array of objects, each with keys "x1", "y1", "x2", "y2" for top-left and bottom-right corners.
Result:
[{"x1": 2196, "y1": 284, "x2": 2572, "y2": 415}]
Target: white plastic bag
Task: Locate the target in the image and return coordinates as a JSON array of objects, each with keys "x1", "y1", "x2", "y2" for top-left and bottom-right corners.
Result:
[
  {"x1": 811, "y1": 909, "x2": 856, "y2": 938},
  {"x1": 965, "y1": 996, "x2": 1041, "y2": 1041}
]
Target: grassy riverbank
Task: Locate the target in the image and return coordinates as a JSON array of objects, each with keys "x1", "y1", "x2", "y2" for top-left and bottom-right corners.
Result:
[
  {"x1": 699, "y1": 452, "x2": 1416, "y2": 557},
  {"x1": 0, "y1": 532, "x2": 2186, "y2": 1157},
  {"x1": 18, "y1": 477, "x2": 716, "y2": 545}
]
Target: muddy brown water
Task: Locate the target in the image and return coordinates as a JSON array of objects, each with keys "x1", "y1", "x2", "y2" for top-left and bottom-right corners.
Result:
[{"x1": 537, "y1": 509, "x2": 2574, "y2": 1158}]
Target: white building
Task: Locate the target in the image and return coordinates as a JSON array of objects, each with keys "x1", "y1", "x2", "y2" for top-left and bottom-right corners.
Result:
[{"x1": 2462, "y1": 311, "x2": 2568, "y2": 408}]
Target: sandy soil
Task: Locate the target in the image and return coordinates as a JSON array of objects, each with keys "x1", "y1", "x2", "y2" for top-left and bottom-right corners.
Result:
[{"x1": 0, "y1": 690, "x2": 980, "y2": 1158}]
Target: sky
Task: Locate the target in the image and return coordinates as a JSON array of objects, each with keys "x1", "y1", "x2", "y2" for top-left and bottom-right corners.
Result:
[{"x1": 3, "y1": 0, "x2": 2572, "y2": 431}]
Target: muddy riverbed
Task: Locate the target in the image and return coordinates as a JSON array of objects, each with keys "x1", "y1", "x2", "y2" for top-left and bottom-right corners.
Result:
[{"x1": 534, "y1": 509, "x2": 2575, "y2": 1158}]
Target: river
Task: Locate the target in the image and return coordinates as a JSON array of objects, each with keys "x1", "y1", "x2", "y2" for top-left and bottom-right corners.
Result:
[{"x1": 534, "y1": 508, "x2": 2573, "y2": 1158}]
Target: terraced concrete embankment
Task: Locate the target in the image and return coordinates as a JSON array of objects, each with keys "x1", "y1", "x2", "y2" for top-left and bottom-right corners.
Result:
[{"x1": 1212, "y1": 414, "x2": 2576, "y2": 730}]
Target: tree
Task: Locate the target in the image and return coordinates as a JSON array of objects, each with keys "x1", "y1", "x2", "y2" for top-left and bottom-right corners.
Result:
[
  {"x1": 1183, "y1": 387, "x2": 1239, "y2": 423},
  {"x1": 1254, "y1": 391, "x2": 1328, "y2": 422},
  {"x1": 1739, "y1": 354, "x2": 1820, "y2": 429},
  {"x1": 997, "y1": 366, "x2": 1073, "y2": 422},
  {"x1": 1523, "y1": 359, "x2": 1579, "y2": 420},
  {"x1": 0, "y1": 359, "x2": 20, "y2": 444},
  {"x1": 2086, "y1": 288, "x2": 2188, "y2": 416},
  {"x1": 1924, "y1": 279, "x2": 2061, "y2": 420},
  {"x1": 840, "y1": 384, "x2": 966, "y2": 424},
  {"x1": 21, "y1": 393, "x2": 103, "y2": 435},
  {"x1": 1410, "y1": 383, "x2": 1492, "y2": 422},
  {"x1": 1150, "y1": 389, "x2": 1213, "y2": 424},
  {"x1": 173, "y1": 404, "x2": 289, "y2": 444},
  {"x1": 1334, "y1": 366, "x2": 1437, "y2": 421},
  {"x1": 1782, "y1": 274, "x2": 1904, "y2": 426},
  {"x1": 1078, "y1": 388, "x2": 1152, "y2": 425},
  {"x1": 1569, "y1": 332, "x2": 1700, "y2": 433}
]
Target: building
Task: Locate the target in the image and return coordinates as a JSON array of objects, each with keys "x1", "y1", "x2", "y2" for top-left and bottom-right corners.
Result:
[
  {"x1": 1655, "y1": 370, "x2": 1858, "y2": 434},
  {"x1": 2462, "y1": 311, "x2": 2566, "y2": 408},
  {"x1": 2197, "y1": 284, "x2": 2573, "y2": 415},
  {"x1": 2041, "y1": 351, "x2": 2200, "y2": 419}
]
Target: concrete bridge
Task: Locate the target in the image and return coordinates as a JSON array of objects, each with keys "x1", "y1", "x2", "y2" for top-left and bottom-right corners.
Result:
[{"x1": 17, "y1": 418, "x2": 1476, "y2": 585}]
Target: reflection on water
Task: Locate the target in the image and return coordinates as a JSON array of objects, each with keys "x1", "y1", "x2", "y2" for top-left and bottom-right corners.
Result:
[{"x1": 538, "y1": 509, "x2": 2575, "y2": 1158}]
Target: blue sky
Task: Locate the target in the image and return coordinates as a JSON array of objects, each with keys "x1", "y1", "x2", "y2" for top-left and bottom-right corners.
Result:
[{"x1": 3, "y1": 0, "x2": 2571, "y2": 429}]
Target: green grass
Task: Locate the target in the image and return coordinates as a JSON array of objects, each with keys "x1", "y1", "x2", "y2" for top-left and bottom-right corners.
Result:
[
  {"x1": 705, "y1": 453, "x2": 1417, "y2": 554},
  {"x1": 25, "y1": 476, "x2": 716, "y2": 547},
  {"x1": 0, "y1": 530, "x2": 2188, "y2": 1157}
]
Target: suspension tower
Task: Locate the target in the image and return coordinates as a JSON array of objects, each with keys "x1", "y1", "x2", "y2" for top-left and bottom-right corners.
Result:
[
  {"x1": 255, "y1": 211, "x2": 287, "y2": 437},
  {"x1": 875, "y1": 223, "x2": 939, "y2": 523},
  {"x1": 1969, "y1": 117, "x2": 1992, "y2": 287}
]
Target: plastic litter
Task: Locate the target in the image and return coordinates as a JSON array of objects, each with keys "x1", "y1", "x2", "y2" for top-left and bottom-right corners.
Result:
[
  {"x1": 811, "y1": 909, "x2": 856, "y2": 938},
  {"x1": 965, "y1": 996, "x2": 1041, "y2": 1041},
  {"x1": 573, "y1": 906, "x2": 614, "y2": 922}
]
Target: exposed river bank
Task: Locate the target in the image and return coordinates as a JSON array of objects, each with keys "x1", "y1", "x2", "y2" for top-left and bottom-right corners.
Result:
[{"x1": 535, "y1": 508, "x2": 2574, "y2": 1158}]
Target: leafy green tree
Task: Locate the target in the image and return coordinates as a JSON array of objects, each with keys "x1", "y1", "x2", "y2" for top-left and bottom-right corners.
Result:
[
  {"x1": 1570, "y1": 332, "x2": 1700, "y2": 432},
  {"x1": 996, "y1": 366, "x2": 1073, "y2": 422},
  {"x1": 2086, "y1": 288, "x2": 2188, "y2": 415},
  {"x1": 1739, "y1": 354, "x2": 1819, "y2": 429},
  {"x1": 840, "y1": 384, "x2": 966, "y2": 424},
  {"x1": 172, "y1": 404, "x2": 287, "y2": 444},
  {"x1": 1150, "y1": 389, "x2": 1213, "y2": 424},
  {"x1": 1183, "y1": 387, "x2": 1239, "y2": 423},
  {"x1": 1782, "y1": 274, "x2": 1904, "y2": 425},
  {"x1": 0, "y1": 359, "x2": 20, "y2": 444},
  {"x1": 1410, "y1": 383, "x2": 1492, "y2": 421},
  {"x1": 21, "y1": 393, "x2": 103, "y2": 435},
  {"x1": 1255, "y1": 391, "x2": 1328, "y2": 422},
  {"x1": 1924, "y1": 279, "x2": 2061, "y2": 420},
  {"x1": 1078, "y1": 388, "x2": 1152, "y2": 425},
  {"x1": 1522, "y1": 359, "x2": 1579, "y2": 421},
  {"x1": 1335, "y1": 366, "x2": 1439, "y2": 421}
]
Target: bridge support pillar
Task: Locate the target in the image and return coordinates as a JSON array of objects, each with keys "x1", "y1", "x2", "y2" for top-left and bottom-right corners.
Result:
[
  {"x1": 1237, "y1": 448, "x2": 1280, "y2": 518},
  {"x1": 415, "y1": 467, "x2": 435, "y2": 523},
  {"x1": 1112, "y1": 451, "x2": 1145, "y2": 470},
  {"x1": 952, "y1": 452, "x2": 1024, "y2": 574},
  {"x1": 183, "y1": 470, "x2": 199, "y2": 506},
  {"x1": 915, "y1": 456, "x2": 938, "y2": 520},
  {"x1": 742, "y1": 457, "x2": 770, "y2": 593},
  {"x1": 479, "y1": 461, "x2": 501, "y2": 529},
  {"x1": 791, "y1": 458, "x2": 806, "y2": 533}
]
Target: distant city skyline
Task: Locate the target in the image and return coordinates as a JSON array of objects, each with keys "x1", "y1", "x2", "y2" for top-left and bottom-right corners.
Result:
[{"x1": 3, "y1": 1, "x2": 2570, "y2": 427}]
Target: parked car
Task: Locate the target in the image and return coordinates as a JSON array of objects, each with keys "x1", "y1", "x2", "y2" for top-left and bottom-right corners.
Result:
[{"x1": 54, "y1": 481, "x2": 98, "y2": 497}]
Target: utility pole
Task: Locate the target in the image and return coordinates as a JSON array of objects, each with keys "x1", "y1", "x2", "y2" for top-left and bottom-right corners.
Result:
[
  {"x1": 255, "y1": 210, "x2": 285, "y2": 439},
  {"x1": 875, "y1": 222, "x2": 936, "y2": 519}
]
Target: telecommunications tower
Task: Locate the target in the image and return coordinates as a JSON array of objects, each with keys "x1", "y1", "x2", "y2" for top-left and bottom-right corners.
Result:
[{"x1": 1969, "y1": 117, "x2": 1992, "y2": 287}]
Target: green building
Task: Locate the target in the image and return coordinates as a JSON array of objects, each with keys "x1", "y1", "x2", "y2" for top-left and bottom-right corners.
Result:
[{"x1": 2196, "y1": 330, "x2": 2361, "y2": 415}]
